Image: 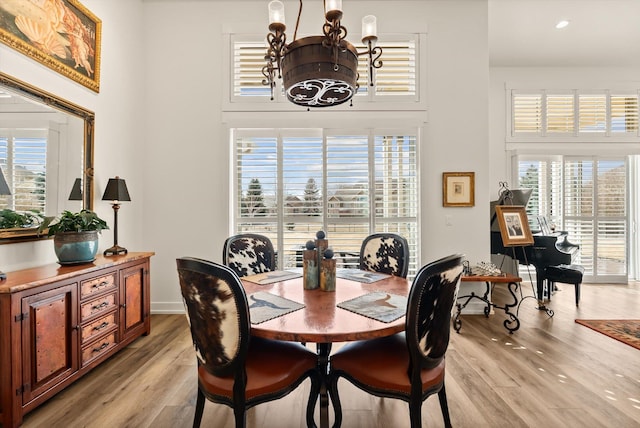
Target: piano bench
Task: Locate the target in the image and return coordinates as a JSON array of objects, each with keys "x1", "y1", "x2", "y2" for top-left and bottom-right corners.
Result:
[{"x1": 544, "y1": 264, "x2": 584, "y2": 306}]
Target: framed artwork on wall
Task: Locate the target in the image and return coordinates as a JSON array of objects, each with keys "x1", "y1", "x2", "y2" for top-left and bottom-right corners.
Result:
[
  {"x1": 442, "y1": 172, "x2": 475, "y2": 207},
  {"x1": 0, "y1": 0, "x2": 102, "y2": 92},
  {"x1": 495, "y1": 205, "x2": 534, "y2": 247}
]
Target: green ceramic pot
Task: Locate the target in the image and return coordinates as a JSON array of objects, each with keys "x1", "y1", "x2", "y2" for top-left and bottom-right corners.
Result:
[{"x1": 53, "y1": 230, "x2": 99, "y2": 265}]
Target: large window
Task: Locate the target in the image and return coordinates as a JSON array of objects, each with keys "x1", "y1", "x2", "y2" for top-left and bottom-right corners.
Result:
[
  {"x1": 233, "y1": 129, "x2": 419, "y2": 278},
  {"x1": 517, "y1": 156, "x2": 628, "y2": 283}
]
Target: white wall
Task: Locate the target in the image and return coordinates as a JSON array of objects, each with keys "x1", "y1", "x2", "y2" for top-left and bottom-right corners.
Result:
[
  {"x1": 0, "y1": 0, "x2": 146, "y2": 269},
  {"x1": 1, "y1": 0, "x2": 490, "y2": 312},
  {"x1": 142, "y1": 0, "x2": 490, "y2": 312}
]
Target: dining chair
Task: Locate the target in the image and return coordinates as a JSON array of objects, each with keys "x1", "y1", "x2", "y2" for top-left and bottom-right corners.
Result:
[
  {"x1": 328, "y1": 254, "x2": 464, "y2": 428},
  {"x1": 222, "y1": 233, "x2": 276, "y2": 277},
  {"x1": 176, "y1": 257, "x2": 320, "y2": 428},
  {"x1": 359, "y1": 233, "x2": 410, "y2": 278}
]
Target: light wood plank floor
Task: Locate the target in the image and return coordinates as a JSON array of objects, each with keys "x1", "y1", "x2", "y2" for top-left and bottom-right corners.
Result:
[{"x1": 22, "y1": 280, "x2": 640, "y2": 428}]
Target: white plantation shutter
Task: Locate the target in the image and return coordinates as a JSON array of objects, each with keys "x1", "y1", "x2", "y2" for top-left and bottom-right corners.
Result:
[
  {"x1": 594, "y1": 160, "x2": 627, "y2": 276},
  {"x1": 373, "y1": 134, "x2": 418, "y2": 275},
  {"x1": 512, "y1": 94, "x2": 542, "y2": 134},
  {"x1": 355, "y1": 39, "x2": 417, "y2": 97},
  {"x1": 518, "y1": 158, "x2": 563, "y2": 228},
  {"x1": 563, "y1": 158, "x2": 627, "y2": 280},
  {"x1": 325, "y1": 134, "x2": 370, "y2": 256},
  {"x1": 511, "y1": 89, "x2": 640, "y2": 138},
  {"x1": 233, "y1": 129, "x2": 419, "y2": 277},
  {"x1": 546, "y1": 94, "x2": 574, "y2": 133},
  {"x1": 232, "y1": 35, "x2": 418, "y2": 103},
  {"x1": 0, "y1": 131, "x2": 47, "y2": 213},
  {"x1": 611, "y1": 95, "x2": 639, "y2": 133},
  {"x1": 516, "y1": 156, "x2": 627, "y2": 283},
  {"x1": 233, "y1": 41, "x2": 272, "y2": 99},
  {"x1": 578, "y1": 94, "x2": 606, "y2": 133}
]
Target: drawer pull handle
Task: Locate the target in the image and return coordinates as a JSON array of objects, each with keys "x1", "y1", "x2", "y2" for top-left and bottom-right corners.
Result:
[
  {"x1": 92, "y1": 280, "x2": 109, "y2": 289},
  {"x1": 93, "y1": 342, "x2": 109, "y2": 353},
  {"x1": 92, "y1": 302, "x2": 109, "y2": 311},
  {"x1": 93, "y1": 321, "x2": 109, "y2": 331}
]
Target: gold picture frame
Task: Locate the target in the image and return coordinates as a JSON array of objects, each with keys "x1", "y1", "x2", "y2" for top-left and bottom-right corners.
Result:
[
  {"x1": 0, "y1": 0, "x2": 102, "y2": 92},
  {"x1": 495, "y1": 205, "x2": 534, "y2": 247},
  {"x1": 442, "y1": 172, "x2": 475, "y2": 207}
]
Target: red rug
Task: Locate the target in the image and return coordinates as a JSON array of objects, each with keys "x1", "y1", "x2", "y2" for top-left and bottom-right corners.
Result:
[{"x1": 575, "y1": 319, "x2": 640, "y2": 351}]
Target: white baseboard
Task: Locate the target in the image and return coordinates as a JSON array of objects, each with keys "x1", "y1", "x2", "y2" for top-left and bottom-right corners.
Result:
[{"x1": 151, "y1": 301, "x2": 185, "y2": 314}]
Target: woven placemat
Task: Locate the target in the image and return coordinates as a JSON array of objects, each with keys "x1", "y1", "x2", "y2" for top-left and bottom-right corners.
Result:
[
  {"x1": 337, "y1": 291, "x2": 407, "y2": 323},
  {"x1": 248, "y1": 291, "x2": 304, "y2": 324},
  {"x1": 244, "y1": 270, "x2": 302, "y2": 285}
]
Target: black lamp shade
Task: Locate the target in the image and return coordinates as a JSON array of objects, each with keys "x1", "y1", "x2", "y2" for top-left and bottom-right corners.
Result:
[
  {"x1": 0, "y1": 167, "x2": 11, "y2": 196},
  {"x1": 68, "y1": 178, "x2": 83, "y2": 200},
  {"x1": 102, "y1": 176, "x2": 131, "y2": 202}
]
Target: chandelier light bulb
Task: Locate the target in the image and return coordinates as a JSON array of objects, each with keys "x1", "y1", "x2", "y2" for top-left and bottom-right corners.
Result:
[
  {"x1": 325, "y1": 0, "x2": 343, "y2": 21},
  {"x1": 361, "y1": 15, "x2": 377, "y2": 43},
  {"x1": 269, "y1": 0, "x2": 286, "y2": 27}
]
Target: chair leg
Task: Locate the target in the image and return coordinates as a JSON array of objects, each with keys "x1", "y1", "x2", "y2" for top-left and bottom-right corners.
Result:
[
  {"x1": 438, "y1": 385, "x2": 452, "y2": 428},
  {"x1": 234, "y1": 406, "x2": 246, "y2": 428},
  {"x1": 328, "y1": 373, "x2": 343, "y2": 428},
  {"x1": 408, "y1": 396, "x2": 423, "y2": 428},
  {"x1": 193, "y1": 389, "x2": 205, "y2": 428},
  {"x1": 575, "y1": 282, "x2": 581, "y2": 306},
  {"x1": 306, "y1": 371, "x2": 320, "y2": 428}
]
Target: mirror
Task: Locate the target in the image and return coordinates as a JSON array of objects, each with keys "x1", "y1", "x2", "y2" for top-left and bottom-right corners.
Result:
[{"x1": 0, "y1": 71, "x2": 94, "y2": 242}]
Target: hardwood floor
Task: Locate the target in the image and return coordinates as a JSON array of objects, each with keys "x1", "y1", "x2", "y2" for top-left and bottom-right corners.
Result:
[{"x1": 22, "y1": 280, "x2": 640, "y2": 428}]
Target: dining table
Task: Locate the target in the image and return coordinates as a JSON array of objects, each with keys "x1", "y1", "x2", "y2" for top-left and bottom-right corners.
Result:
[{"x1": 241, "y1": 270, "x2": 411, "y2": 428}]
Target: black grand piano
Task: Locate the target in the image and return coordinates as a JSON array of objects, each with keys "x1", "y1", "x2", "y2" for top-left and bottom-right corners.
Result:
[{"x1": 490, "y1": 189, "x2": 580, "y2": 303}]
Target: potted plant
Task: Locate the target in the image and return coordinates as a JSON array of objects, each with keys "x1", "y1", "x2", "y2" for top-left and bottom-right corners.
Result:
[{"x1": 39, "y1": 209, "x2": 109, "y2": 265}]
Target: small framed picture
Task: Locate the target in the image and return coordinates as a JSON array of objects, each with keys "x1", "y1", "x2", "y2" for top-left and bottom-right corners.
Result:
[
  {"x1": 442, "y1": 172, "x2": 475, "y2": 207},
  {"x1": 495, "y1": 205, "x2": 534, "y2": 246}
]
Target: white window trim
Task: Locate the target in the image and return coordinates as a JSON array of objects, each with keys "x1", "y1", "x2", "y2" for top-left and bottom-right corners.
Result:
[
  {"x1": 506, "y1": 83, "x2": 640, "y2": 144},
  {"x1": 230, "y1": 126, "x2": 421, "y2": 277},
  {"x1": 223, "y1": 32, "x2": 428, "y2": 113}
]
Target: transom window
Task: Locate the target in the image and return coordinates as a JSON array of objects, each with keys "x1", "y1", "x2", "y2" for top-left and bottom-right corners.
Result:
[
  {"x1": 231, "y1": 35, "x2": 418, "y2": 105},
  {"x1": 510, "y1": 90, "x2": 639, "y2": 137}
]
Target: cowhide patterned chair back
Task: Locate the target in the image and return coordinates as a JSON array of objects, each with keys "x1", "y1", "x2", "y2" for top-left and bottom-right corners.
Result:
[
  {"x1": 359, "y1": 233, "x2": 410, "y2": 278},
  {"x1": 328, "y1": 254, "x2": 464, "y2": 428},
  {"x1": 222, "y1": 233, "x2": 276, "y2": 278},
  {"x1": 176, "y1": 257, "x2": 320, "y2": 428}
]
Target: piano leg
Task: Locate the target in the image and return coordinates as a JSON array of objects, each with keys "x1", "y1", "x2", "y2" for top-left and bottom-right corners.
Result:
[
  {"x1": 535, "y1": 268, "x2": 546, "y2": 303},
  {"x1": 535, "y1": 267, "x2": 555, "y2": 317}
]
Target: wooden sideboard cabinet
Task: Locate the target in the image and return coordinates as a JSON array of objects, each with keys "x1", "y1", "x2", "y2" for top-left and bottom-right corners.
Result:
[{"x1": 0, "y1": 252, "x2": 154, "y2": 428}]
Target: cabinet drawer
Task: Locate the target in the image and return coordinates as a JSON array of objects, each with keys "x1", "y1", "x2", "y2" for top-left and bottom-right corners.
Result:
[
  {"x1": 82, "y1": 332, "x2": 117, "y2": 366},
  {"x1": 81, "y1": 273, "x2": 116, "y2": 298},
  {"x1": 81, "y1": 292, "x2": 117, "y2": 321},
  {"x1": 81, "y1": 312, "x2": 117, "y2": 343}
]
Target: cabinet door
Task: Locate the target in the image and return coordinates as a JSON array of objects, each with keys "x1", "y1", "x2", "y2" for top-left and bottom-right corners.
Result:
[
  {"x1": 119, "y1": 261, "x2": 150, "y2": 341},
  {"x1": 21, "y1": 283, "x2": 79, "y2": 404}
]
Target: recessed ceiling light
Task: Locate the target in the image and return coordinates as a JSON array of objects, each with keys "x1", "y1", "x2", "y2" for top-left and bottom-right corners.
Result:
[{"x1": 555, "y1": 20, "x2": 570, "y2": 29}]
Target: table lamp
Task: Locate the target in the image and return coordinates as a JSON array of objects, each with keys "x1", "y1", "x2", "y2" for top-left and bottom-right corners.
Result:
[
  {"x1": 0, "y1": 167, "x2": 11, "y2": 280},
  {"x1": 101, "y1": 176, "x2": 131, "y2": 256},
  {"x1": 68, "y1": 178, "x2": 82, "y2": 200}
]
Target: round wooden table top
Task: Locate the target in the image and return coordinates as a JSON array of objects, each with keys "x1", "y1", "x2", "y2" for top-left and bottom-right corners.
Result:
[{"x1": 242, "y1": 274, "x2": 410, "y2": 344}]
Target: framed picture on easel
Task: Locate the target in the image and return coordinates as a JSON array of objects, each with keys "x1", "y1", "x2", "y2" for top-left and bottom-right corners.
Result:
[{"x1": 495, "y1": 205, "x2": 534, "y2": 246}]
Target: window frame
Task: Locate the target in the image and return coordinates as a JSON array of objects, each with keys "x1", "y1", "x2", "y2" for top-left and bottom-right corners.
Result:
[
  {"x1": 507, "y1": 86, "x2": 640, "y2": 143},
  {"x1": 224, "y1": 32, "x2": 427, "y2": 113},
  {"x1": 231, "y1": 126, "x2": 420, "y2": 278}
]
